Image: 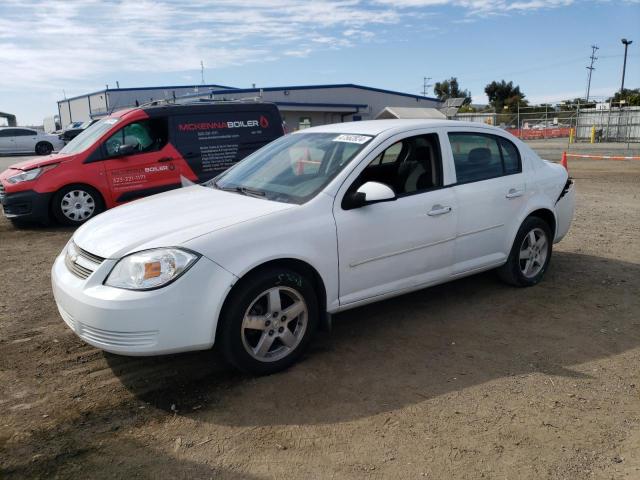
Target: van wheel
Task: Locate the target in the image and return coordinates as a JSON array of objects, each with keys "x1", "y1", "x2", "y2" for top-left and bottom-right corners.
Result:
[
  {"x1": 35, "y1": 142, "x2": 53, "y2": 155},
  {"x1": 219, "y1": 267, "x2": 319, "y2": 375},
  {"x1": 497, "y1": 216, "x2": 552, "y2": 287},
  {"x1": 52, "y1": 185, "x2": 104, "y2": 226}
]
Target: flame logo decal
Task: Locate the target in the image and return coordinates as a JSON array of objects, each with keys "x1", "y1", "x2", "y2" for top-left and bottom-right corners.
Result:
[{"x1": 260, "y1": 115, "x2": 269, "y2": 128}]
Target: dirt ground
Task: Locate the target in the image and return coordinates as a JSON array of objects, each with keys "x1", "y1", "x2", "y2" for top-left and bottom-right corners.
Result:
[{"x1": 1, "y1": 144, "x2": 639, "y2": 479}]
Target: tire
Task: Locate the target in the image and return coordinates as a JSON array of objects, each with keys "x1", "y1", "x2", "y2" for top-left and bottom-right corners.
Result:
[
  {"x1": 219, "y1": 267, "x2": 319, "y2": 375},
  {"x1": 497, "y1": 216, "x2": 553, "y2": 287},
  {"x1": 51, "y1": 185, "x2": 104, "y2": 226},
  {"x1": 35, "y1": 142, "x2": 53, "y2": 155}
]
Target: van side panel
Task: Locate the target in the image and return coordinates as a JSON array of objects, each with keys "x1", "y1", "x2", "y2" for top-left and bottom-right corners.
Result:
[{"x1": 166, "y1": 106, "x2": 283, "y2": 182}]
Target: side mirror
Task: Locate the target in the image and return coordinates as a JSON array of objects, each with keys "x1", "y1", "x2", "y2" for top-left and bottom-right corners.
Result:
[
  {"x1": 115, "y1": 143, "x2": 137, "y2": 156},
  {"x1": 343, "y1": 181, "x2": 396, "y2": 210}
]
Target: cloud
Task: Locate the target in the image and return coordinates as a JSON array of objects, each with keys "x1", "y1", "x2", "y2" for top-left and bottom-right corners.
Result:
[{"x1": 0, "y1": 0, "x2": 398, "y2": 91}]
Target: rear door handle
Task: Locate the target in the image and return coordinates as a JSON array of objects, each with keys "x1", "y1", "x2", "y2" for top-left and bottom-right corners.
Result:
[
  {"x1": 158, "y1": 157, "x2": 174, "y2": 162},
  {"x1": 506, "y1": 188, "x2": 524, "y2": 199},
  {"x1": 427, "y1": 205, "x2": 452, "y2": 216}
]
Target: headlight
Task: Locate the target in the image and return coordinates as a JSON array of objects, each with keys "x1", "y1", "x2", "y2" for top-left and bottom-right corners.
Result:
[
  {"x1": 7, "y1": 164, "x2": 58, "y2": 184},
  {"x1": 104, "y1": 248, "x2": 200, "y2": 290}
]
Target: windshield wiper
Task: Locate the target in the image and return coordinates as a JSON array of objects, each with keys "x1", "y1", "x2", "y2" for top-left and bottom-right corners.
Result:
[{"x1": 213, "y1": 180, "x2": 265, "y2": 197}]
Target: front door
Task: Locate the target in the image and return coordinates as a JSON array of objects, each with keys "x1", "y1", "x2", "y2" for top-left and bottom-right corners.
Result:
[
  {"x1": 445, "y1": 130, "x2": 528, "y2": 274},
  {"x1": 333, "y1": 131, "x2": 457, "y2": 305},
  {"x1": 0, "y1": 129, "x2": 18, "y2": 153},
  {"x1": 101, "y1": 118, "x2": 181, "y2": 204}
]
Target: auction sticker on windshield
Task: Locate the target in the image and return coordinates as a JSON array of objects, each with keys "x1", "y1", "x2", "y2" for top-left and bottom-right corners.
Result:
[{"x1": 332, "y1": 134, "x2": 372, "y2": 144}]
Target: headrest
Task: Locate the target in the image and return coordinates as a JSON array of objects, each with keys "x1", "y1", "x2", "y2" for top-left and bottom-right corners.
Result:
[
  {"x1": 414, "y1": 146, "x2": 432, "y2": 166},
  {"x1": 468, "y1": 147, "x2": 492, "y2": 165}
]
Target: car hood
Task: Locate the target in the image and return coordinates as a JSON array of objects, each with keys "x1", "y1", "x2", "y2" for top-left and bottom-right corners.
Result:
[
  {"x1": 9, "y1": 152, "x2": 76, "y2": 171},
  {"x1": 73, "y1": 185, "x2": 295, "y2": 259}
]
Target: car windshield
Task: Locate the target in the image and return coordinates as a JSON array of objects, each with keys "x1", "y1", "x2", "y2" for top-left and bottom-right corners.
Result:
[
  {"x1": 214, "y1": 132, "x2": 373, "y2": 204},
  {"x1": 60, "y1": 118, "x2": 120, "y2": 155}
]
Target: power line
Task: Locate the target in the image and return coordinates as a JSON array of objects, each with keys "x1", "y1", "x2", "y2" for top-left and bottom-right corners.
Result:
[{"x1": 585, "y1": 45, "x2": 599, "y2": 102}]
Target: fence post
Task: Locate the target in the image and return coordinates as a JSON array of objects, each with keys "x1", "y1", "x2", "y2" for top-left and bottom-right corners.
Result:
[{"x1": 590, "y1": 125, "x2": 596, "y2": 144}]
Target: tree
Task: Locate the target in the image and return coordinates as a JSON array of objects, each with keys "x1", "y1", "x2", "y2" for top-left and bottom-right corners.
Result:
[
  {"x1": 608, "y1": 88, "x2": 640, "y2": 106},
  {"x1": 484, "y1": 80, "x2": 527, "y2": 112},
  {"x1": 433, "y1": 77, "x2": 471, "y2": 104}
]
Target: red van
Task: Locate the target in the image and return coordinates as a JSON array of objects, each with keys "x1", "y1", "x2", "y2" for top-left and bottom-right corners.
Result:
[{"x1": 0, "y1": 102, "x2": 284, "y2": 226}]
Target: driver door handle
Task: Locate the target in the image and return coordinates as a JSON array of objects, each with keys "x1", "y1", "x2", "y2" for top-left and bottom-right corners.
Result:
[
  {"x1": 506, "y1": 188, "x2": 524, "y2": 199},
  {"x1": 427, "y1": 205, "x2": 452, "y2": 216},
  {"x1": 158, "y1": 157, "x2": 174, "y2": 162}
]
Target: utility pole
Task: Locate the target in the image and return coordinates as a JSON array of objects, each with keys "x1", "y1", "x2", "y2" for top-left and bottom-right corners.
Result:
[
  {"x1": 200, "y1": 60, "x2": 205, "y2": 84},
  {"x1": 585, "y1": 45, "x2": 598, "y2": 102},
  {"x1": 422, "y1": 77, "x2": 432, "y2": 97},
  {"x1": 621, "y1": 38, "x2": 633, "y2": 93}
]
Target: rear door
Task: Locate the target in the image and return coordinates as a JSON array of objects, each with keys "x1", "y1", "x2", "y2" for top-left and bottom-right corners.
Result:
[
  {"x1": 170, "y1": 107, "x2": 283, "y2": 183},
  {"x1": 445, "y1": 130, "x2": 527, "y2": 274},
  {"x1": 100, "y1": 117, "x2": 182, "y2": 204}
]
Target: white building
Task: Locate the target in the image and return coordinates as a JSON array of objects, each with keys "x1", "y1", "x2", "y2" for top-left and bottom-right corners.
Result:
[{"x1": 57, "y1": 83, "x2": 441, "y2": 130}]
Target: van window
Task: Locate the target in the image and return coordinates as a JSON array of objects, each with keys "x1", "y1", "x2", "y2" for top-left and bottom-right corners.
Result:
[
  {"x1": 60, "y1": 118, "x2": 120, "y2": 155},
  {"x1": 104, "y1": 119, "x2": 168, "y2": 156}
]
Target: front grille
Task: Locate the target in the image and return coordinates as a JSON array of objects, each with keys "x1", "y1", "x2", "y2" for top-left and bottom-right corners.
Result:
[
  {"x1": 65, "y1": 243, "x2": 105, "y2": 280},
  {"x1": 0, "y1": 183, "x2": 5, "y2": 202}
]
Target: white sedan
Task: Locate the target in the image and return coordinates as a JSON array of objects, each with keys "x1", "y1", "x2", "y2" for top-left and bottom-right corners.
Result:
[
  {"x1": 0, "y1": 127, "x2": 64, "y2": 155},
  {"x1": 52, "y1": 119, "x2": 575, "y2": 375}
]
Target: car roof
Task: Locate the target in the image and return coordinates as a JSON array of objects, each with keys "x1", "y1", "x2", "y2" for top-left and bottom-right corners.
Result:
[{"x1": 295, "y1": 119, "x2": 501, "y2": 136}]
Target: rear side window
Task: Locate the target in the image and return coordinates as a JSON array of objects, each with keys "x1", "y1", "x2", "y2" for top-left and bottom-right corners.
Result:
[
  {"x1": 171, "y1": 110, "x2": 282, "y2": 182},
  {"x1": 448, "y1": 133, "x2": 521, "y2": 184},
  {"x1": 498, "y1": 137, "x2": 521, "y2": 174}
]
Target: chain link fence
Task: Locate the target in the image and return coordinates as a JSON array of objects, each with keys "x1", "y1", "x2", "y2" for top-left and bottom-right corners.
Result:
[{"x1": 454, "y1": 102, "x2": 640, "y2": 143}]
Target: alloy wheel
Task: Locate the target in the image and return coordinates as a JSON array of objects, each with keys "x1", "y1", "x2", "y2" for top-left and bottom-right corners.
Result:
[{"x1": 241, "y1": 286, "x2": 308, "y2": 362}]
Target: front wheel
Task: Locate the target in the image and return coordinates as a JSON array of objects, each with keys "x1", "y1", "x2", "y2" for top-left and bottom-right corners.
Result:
[
  {"x1": 51, "y1": 185, "x2": 104, "y2": 226},
  {"x1": 497, "y1": 216, "x2": 552, "y2": 287},
  {"x1": 219, "y1": 267, "x2": 319, "y2": 375}
]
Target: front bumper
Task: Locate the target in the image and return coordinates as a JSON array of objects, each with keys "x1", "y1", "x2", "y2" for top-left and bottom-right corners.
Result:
[
  {"x1": 0, "y1": 188, "x2": 52, "y2": 223},
  {"x1": 51, "y1": 249, "x2": 236, "y2": 355}
]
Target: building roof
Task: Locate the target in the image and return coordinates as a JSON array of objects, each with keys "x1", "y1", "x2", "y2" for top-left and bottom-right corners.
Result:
[{"x1": 59, "y1": 83, "x2": 440, "y2": 104}]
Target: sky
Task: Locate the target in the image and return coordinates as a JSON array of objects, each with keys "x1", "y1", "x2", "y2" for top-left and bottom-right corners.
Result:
[{"x1": 1, "y1": 0, "x2": 639, "y2": 125}]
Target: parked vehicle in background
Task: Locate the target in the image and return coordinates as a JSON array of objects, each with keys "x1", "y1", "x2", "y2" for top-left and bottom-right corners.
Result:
[
  {"x1": 0, "y1": 102, "x2": 284, "y2": 226},
  {"x1": 59, "y1": 119, "x2": 100, "y2": 142},
  {"x1": 51, "y1": 119, "x2": 575, "y2": 375},
  {"x1": 0, "y1": 127, "x2": 64, "y2": 155}
]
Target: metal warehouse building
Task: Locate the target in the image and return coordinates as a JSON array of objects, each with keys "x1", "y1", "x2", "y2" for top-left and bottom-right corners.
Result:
[{"x1": 57, "y1": 83, "x2": 441, "y2": 130}]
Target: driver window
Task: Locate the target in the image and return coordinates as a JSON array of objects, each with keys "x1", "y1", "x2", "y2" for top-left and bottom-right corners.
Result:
[
  {"x1": 350, "y1": 133, "x2": 443, "y2": 197},
  {"x1": 104, "y1": 119, "x2": 168, "y2": 157}
]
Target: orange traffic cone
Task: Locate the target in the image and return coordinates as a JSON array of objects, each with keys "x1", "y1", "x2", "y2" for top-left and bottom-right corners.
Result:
[{"x1": 560, "y1": 151, "x2": 568, "y2": 170}]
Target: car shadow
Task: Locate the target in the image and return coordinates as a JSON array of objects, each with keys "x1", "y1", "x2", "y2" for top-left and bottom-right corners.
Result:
[{"x1": 105, "y1": 251, "x2": 640, "y2": 426}]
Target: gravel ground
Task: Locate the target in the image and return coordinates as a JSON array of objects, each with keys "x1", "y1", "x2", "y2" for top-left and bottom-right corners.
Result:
[{"x1": 0, "y1": 142, "x2": 639, "y2": 479}]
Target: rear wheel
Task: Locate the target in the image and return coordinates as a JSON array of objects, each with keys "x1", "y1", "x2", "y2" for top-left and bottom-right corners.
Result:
[
  {"x1": 35, "y1": 142, "x2": 53, "y2": 155},
  {"x1": 52, "y1": 185, "x2": 104, "y2": 226},
  {"x1": 219, "y1": 267, "x2": 319, "y2": 375},
  {"x1": 497, "y1": 216, "x2": 552, "y2": 287}
]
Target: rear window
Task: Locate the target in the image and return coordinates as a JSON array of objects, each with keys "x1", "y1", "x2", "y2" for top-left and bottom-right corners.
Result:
[{"x1": 170, "y1": 110, "x2": 282, "y2": 181}]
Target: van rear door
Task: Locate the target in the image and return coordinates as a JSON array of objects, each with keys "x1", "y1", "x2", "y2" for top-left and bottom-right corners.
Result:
[{"x1": 169, "y1": 105, "x2": 283, "y2": 182}]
